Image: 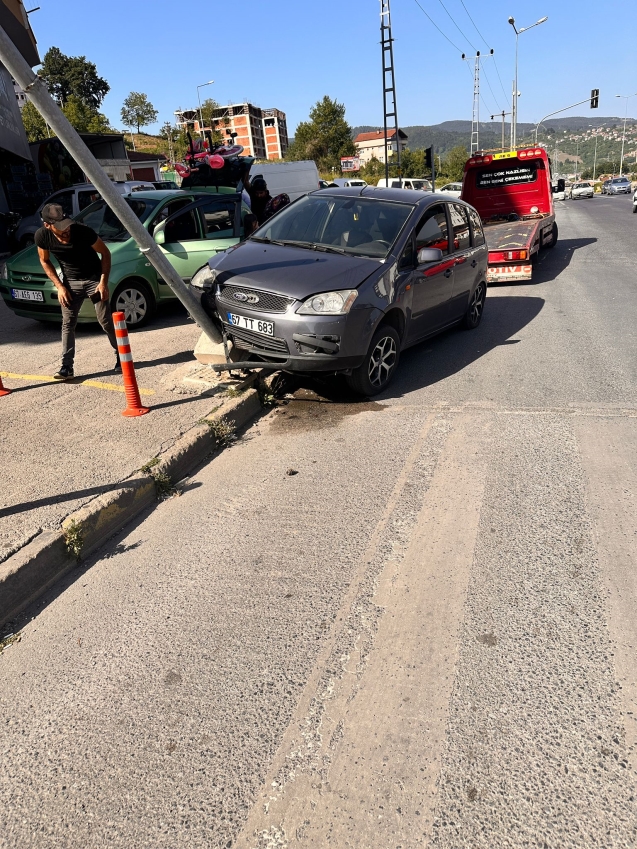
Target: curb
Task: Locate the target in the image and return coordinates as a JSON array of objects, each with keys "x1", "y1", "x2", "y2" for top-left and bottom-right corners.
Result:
[{"x1": 0, "y1": 376, "x2": 264, "y2": 628}]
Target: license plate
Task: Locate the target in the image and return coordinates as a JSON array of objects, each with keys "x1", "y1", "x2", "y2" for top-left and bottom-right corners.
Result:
[
  {"x1": 227, "y1": 312, "x2": 274, "y2": 336},
  {"x1": 486, "y1": 265, "x2": 532, "y2": 282},
  {"x1": 11, "y1": 288, "x2": 44, "y2": 302}
]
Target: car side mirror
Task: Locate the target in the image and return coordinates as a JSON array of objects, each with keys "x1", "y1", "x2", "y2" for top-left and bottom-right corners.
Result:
[
  {"x1": 417, "y1": 247, "x2": 444, "y2": 264},
  {"x1": 556, "y1": 179, "x2": 565, "y2": 192},
  {"x1": 153, "y1": 221, "x2": 166, "y2": 245}
]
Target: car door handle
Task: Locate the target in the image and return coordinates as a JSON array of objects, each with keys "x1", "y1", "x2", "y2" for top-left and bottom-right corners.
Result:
[
  {"x1": 471, "y1": 259, "x2": 477, "y2": 268},
  {"x1": 443, "y1": 268, "x2": 452, "y2": 278}
]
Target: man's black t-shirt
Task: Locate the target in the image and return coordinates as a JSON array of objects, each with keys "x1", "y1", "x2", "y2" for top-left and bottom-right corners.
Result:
[{"x1": 35, "y1": 223, "x2": 102, "y2": 283}]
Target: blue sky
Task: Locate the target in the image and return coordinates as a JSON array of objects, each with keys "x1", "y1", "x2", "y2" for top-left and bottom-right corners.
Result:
[{"x1": 28, "y1": 0, "x2": 636, "y2": 135}]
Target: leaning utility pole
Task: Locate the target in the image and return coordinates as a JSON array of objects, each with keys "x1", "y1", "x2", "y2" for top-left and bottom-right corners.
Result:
[
  {"x1": 380, "y1": 0, "x2": 401, "y2": 184},
  {"x1": 0, "y1": 23, "x2": 222, "y2": 344}
]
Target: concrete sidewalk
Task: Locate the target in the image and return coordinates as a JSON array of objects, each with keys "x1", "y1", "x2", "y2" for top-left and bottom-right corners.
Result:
[{"x1": 0, "y1": 298, "x2": 237, "y2": 562}]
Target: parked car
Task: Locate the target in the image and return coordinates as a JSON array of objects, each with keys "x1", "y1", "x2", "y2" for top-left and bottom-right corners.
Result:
[
  {"x1": 13, "y1": 180, "x2": 157, "y2": 251},
  {"x1": 632, "y1": 188, "x2": 637, "y2": 213},
  {"x1": 248, "y1": 160, "x2": 321, "y2": 200},
  {"x1": 153, "y1": 180, "x2": 179, "y2": 190},
  {"x1": 607, "y1": 176, "x2": 631, "y2": 195},
  {"x1": 438, "y1": 182, "x2": 463, "y2": 198},
  {"x1": 332, "y1": 178, "x2": 368, "y2": 188},
  {"x1": 375, "y1": 178, "x2": 431, "y2": 191},
  {"x1": 194, "y1": 187, "x2": 488, "y2": 395},
  {"x1": 571, "y1": 182, "x2": 594, "y2": 199},
  {"x1": 1, "y1": 189, "x2": 249, "y2": 328},
  {"x1": 318, "y1": 179, "x2": 331, "y2": 189}
]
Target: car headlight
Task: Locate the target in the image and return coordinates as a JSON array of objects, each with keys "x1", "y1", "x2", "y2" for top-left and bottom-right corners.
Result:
[
  {"x1": 191, "y1": 266, "x2": 217, "y2": 290},
  {"x1": 297, "y1": 289, "x2": 358, "y2": 315},
  {"x1": 1, "y1": 262, "x2": 8, "y2": 281}
]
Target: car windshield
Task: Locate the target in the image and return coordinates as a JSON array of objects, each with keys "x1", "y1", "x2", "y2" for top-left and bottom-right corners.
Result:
[
  {"x1": 612, "y1": 178, "x2": 629, "y2": 183},
  {"x1": 252, "y1": 195, "x2": 414, "y2": 259},
  {"x1": 74, "y1": 198, "x2": 159, "y2": 241}
]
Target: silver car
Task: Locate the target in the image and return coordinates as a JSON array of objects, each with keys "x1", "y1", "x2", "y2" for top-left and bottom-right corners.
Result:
[
  {"x1": 195, "y1": 188, "x2": 489, "y2": 395},
  {"x1": 607, "y1": 176, "x2": 631, "y2": 195}
]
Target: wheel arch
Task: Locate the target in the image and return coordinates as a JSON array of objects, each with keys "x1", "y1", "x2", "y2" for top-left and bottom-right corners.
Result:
[{"x1": 378, "y1": 306, "x2": 406, "y2": 343}]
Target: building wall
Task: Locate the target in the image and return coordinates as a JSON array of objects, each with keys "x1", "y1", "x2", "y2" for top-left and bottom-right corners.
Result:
[
  {"x1": 354, "y1": 132, "x2": 407, "y2": 165},
  {"x1": 176, "y1": 103, "x2": 288, "y2": 161}
]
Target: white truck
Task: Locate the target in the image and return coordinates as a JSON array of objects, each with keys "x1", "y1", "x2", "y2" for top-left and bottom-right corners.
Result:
[{"x1": 247, "y1": 160, "x2": 320, "y2": 201}]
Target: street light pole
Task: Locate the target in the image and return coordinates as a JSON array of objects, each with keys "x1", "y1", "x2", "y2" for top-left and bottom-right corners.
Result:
[
  {"x1": 492, "y1": 110, "x2": 511, "y2": 151},
  {"x1": 197, "y1": 80, "x2": 214, "y2": 139},
  {"x1": 508, "y1": 16, "x2": 548, "y2": 148},
  {"x1": 593, "y1": 133, "x2": 598, "y2": 181},
  {"x1": 615, "y1": 92, "x2": 637, "y2": 176}
]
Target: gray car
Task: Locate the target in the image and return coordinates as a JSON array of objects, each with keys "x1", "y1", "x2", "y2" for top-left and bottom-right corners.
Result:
[
  {"x1": 607, "y1": 176, "x2": 631, "y2": 195},
  {"x1": 194, "y1": 188, "x2": 488, "y2": 395}
]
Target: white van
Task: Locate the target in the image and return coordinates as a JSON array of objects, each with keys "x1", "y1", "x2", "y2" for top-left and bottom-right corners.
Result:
[
  {"x1": 248, "y1": 160, "x2": 320, "y2": 202},
  {"x1": 331, "y1": 178, "x2": 368, "y2": 188},
  {"x1": 375, "y1": 177, "x2": 432, "y2": 191}
]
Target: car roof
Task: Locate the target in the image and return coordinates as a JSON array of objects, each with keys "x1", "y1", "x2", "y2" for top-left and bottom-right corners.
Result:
[
  {"x1": 121, "y1": 189, "x2": 190, "y2": 200},
  {"x1": 317, "y1": 186, "x2": 438, "y2": 204}
]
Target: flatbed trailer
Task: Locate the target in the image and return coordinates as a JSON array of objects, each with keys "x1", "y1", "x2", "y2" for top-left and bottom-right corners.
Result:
[{"x1": 461, "y1": 147, "x2": 560, "y2": 283}]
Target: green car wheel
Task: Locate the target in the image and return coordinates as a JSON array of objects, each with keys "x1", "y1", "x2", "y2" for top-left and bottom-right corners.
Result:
[{"x1": 111, "y1": 280, "x2": 155, "y2": 329}]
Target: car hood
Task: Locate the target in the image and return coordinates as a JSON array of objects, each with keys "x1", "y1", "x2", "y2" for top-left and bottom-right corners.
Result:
[
  {"x1": 208, "y1": 240, "x2": 382, "y2": 299},
  {"x1": 8, "y1": 238, "x2": 134, "y2": 275}
]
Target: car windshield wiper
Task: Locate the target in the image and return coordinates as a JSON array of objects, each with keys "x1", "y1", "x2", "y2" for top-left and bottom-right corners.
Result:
[
  {"x1": 250, "y1": 236, "x2": 286, "y2": 246},
  {"x1": 311, "y1": 243, "x2": 348, "y2": 255},
  {"x1": 274, "y1": 239, "x2": 348, "y2": 255}
]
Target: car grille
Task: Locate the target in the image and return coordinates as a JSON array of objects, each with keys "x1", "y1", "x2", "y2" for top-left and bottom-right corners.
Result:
[
  {"x1": 8, "y1": 273, "x2": 50, "y2": 286},
  {"x1": 217, "y1": 283, "x2": 294, "y2": 313},
  {"x1": 225, "y1": 323, "x2": 289, "y2": 355}
]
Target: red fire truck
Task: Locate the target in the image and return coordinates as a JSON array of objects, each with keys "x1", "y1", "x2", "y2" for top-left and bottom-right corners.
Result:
[{"x1": 461, "y1": 147, "x2": 561, "y2": 283}]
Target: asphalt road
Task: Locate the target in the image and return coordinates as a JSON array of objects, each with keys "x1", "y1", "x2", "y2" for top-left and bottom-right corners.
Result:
[{"x1": 2, "y1": 194, "x2": 637, "y2": 848}]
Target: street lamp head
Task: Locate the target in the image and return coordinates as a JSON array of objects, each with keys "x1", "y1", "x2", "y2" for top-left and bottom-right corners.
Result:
[
  {"x1": 508, "y1": 16, "x2": 515, "y2": 24},
  {"x1": 537, "y1": 16, "x2": 548, "y2": 23}
]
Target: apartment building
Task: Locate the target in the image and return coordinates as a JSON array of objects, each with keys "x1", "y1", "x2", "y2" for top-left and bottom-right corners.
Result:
[
  {"x1": 353, "y1": 128, "x2": 408, "y2": 165},
  {"x1": 174, "y1": 102, "x2": 289, "y2": 160}
]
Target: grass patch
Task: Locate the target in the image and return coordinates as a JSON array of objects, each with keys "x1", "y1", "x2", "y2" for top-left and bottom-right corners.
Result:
[
  {"x1": 198, "y1": 415, "x2": 236, "y2": 447},
  {"x1": 152, "y1": 469, "x2": 178, "y2": 499},
  {"x1": 222, "y1": 385, "x2": 245, "y2": 399},
  {"x1": 64, "y1": 519, "x2": 84, "y2": 561},
  {"x1": 140, "y1": 457, "x2": 160, "y2": 473}
]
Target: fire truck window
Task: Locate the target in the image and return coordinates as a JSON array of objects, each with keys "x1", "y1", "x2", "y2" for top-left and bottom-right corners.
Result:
[
  {"x1": 414, "y1": 204, "x2": 449, "y2": 254},
  {"x1": 476, "y1": 162, "x2": 538, "y2": 189},
  {"x1": 449, "y1": 204, "x2": 471, "y2": 251},
  {"x1": 467, "y1": 206, "x2": 485, "y2": 247}
]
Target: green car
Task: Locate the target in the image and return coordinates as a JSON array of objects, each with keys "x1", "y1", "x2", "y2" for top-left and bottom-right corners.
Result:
[{"x1": 1, "y1": 189, "x2": 248, "y2": 328}]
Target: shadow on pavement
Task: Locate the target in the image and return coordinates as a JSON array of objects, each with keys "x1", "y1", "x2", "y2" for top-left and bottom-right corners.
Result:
[{"x1": 489, "y1": 238, "x2": 597, "y2": 288}]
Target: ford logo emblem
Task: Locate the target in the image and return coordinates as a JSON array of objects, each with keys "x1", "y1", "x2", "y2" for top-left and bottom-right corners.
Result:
[
  {"x1": 233, "y1": 291, "x2": 260, "y2": 305},
  {"x1": 233, "y1": 292, "x2": 248, "y2": 302}
]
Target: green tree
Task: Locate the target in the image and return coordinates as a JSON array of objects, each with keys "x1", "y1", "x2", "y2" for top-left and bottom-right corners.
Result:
[
  {"x1": 20, "y1": 100, "x2": 48, "y2": 142},
  {"x1": 287, "y1": 95, "x2": 355, "y2": 171},
  {"x1": 358, "y1": 155, "x2": 386, "y2": 184},
  {"x1": 39, "y1": 47, "x2": 109, "y2": 108},
  {"x1": 198, "y1": 98, "x2": 224, "y2": 145},
  {"x1": 581, "y1": 159, "x2": 619, "y2": 179},
  {"x1": 443, "y1": 145, "x2": 469, "y2": 182},
  {"x1": 62, "y1": 95, "x2": 111, "y2": 133},
  {"x1": 121, "y1": 92, "x2": 159, "y2": 133}
]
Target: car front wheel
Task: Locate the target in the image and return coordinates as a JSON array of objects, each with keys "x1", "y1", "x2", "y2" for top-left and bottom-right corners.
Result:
[
  {"x1": 111, "y1": 280, "x2": 155, "y2": 328},
  {"x1": 346, "y1": 324, "x2": 401, "y2": 396}
]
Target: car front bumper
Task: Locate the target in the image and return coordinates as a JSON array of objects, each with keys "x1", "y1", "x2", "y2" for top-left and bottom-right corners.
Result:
[{"x1": 209, "y1": 293, "x2": 382, "y2": 373}]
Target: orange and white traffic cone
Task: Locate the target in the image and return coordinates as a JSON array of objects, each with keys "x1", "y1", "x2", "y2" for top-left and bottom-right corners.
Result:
[
  {"x1": 0, "y1": 374, "x2": 11, "y2": 397},
  {"x1": 112, "y1": 311, "x2": 149, "y2": 417}
]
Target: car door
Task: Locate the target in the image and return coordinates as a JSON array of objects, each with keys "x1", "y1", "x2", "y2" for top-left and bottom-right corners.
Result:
[
  {"x1": 151, "y1": 197, "x2": 203, "y2": 282},
  {"x1": 195, "y1": 196, "x2": 244, "y2": 270},
  {"x1": 406, "y1": 202, "x2": 455, "y2": 342},
  {"x1": 447, "y1": 203, "x2": 477, "y2": 321}
]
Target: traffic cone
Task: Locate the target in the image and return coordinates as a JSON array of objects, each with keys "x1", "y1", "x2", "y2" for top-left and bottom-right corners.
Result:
[
  {"x1": 112, "y1": 311, "x2": 149, "y2": 417},
  {"x1": 0, "y1": 374, "x2": 11, "y2": 397}
]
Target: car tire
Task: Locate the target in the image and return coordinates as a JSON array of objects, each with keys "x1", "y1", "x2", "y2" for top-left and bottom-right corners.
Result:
[
  {"x1": 111, "y1": 280, "x2": 155, "y2": 329},
  {"x1": 463, "y1": 280, "x2": 486, "y2": 330},
  {"x1": 346, "y1": 324, "x2": 401, "y2": 397}
]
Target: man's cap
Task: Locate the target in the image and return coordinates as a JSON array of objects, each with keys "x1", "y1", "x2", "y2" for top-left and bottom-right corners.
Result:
[
  {"x1": 252, "y1": 176, "x2": 268, "y2": 192},
  {"x1": 41, "y1": 203, "x2": 73, "y2": 230}
]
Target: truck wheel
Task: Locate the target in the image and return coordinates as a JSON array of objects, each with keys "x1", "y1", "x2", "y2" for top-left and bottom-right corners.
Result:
[
  {"x1": 463, "y1": 281, "x2": 486, "y2": 330},
  {"x1": 111, "y1": 280, "x2": 155, "y2": 329},
  {"x1": 544, "y1": 223, "x2": 558, "y2": 249},
  {"x1": 346, "y1": 325, "x2": 401, "y2": 396}
]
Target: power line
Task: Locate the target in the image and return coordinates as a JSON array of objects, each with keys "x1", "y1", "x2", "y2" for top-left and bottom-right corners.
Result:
[
  {"x1": 481, "y1": 62, "x2": 503, "y2": 113},
  {"x1": 456, "y1": 0, "x2": 510, "y2": 104},
  {"x1": 434, "y1": 0, "x2": 478, "y2": 52},
  {"x1": 492, "y1": 57, "x2": 509, "y2": 103},
  {"x1": 458, "y1": 0, "x2": 490, "y2": 47},
  {"x1": 411, "y1": 0, "x2": 462, "y2": 53}
]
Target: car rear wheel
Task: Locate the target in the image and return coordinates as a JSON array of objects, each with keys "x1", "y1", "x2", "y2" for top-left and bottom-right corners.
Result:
[
  {"x1": 346, "y1": 324, "x2": 401, "y2": 397},
  {"x1": 111, "y1": 280, "x2": 155, "y2": 329},
  {"x1": 463, "y1": 281, "x2": 486, "y2": 330}
]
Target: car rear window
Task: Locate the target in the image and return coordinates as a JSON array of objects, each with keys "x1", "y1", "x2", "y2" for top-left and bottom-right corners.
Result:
[
  {"x1": 254, "y1": 194, "x2": 414, "y2": 259},
  {"x1": 75, "y1": 198, "x2": 159, "y2": 241},
  {"x1": 476, "y1": 162, "x2": 538, "y2": 189}
]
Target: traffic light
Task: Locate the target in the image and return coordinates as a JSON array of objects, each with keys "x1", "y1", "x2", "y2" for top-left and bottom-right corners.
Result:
[
  {"x1": 425, "y1": 145, "x2": 433, "y2": 169},
  {"x1": 590, "y1": 89, "x2": 599, "y2": 109}
]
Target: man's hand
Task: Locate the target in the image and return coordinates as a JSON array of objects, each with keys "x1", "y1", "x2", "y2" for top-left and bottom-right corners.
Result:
[
  {"x1": 57, "y1": 286, "x2": 72, "y2": 309},
  {"x1": 97, "y1": 279, "x2": 109, "y2": 302}
]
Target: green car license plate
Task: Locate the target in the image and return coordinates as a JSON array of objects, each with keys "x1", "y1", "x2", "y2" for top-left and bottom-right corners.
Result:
[{"x1": 11, "y1": 288, "x2": 44, "y2": 302}]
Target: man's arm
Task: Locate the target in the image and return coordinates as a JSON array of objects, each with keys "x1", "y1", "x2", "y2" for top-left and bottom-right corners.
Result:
[
  {"x1": 91, "y1": 237, "x2": 111, "y2": 301},
  {"x1": 37, "y1": 247, "x2": 72, "y2": 308}
]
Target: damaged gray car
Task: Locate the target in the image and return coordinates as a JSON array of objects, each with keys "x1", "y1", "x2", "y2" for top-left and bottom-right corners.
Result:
[{"x1": 193, "y1": 187, "x2": 488, "y2": 395}]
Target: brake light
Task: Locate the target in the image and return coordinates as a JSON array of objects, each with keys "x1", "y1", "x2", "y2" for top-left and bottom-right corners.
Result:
[
  {"x1": 489, "y1": 250, "x2": 529, "y2": 262},
  {"x1": 519, "y1": 151, "x2": 527, "y2": 158},
  {"x1": 483, "y1": 155, "x2": 492, "y2": 163}
]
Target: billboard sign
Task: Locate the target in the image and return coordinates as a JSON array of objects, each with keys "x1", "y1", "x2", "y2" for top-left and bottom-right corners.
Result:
[
  {"x1": 0, "y1": 63, "x2": 31, "y2": 161},
  {"x1": 341, "y1": 156, "x2": 361, "y2": 172}
]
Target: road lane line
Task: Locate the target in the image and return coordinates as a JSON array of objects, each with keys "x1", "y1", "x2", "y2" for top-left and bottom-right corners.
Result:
[{"x1": 0, "y1": 372, "x2": 154, "y2": 395}]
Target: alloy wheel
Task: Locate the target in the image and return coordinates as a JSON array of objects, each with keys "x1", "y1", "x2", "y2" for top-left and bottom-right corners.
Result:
[
  {"x1": 469, "y1": 284, "x2": 485, "y2": 324},
  {"x1": 116, "y1": 288, "x2": 147, "y2": 325},
  {"x1": 368, "y1": 334, "x2": 397, "y2": 387}
]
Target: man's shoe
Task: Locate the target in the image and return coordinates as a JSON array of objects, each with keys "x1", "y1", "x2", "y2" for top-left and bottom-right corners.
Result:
[
  {"x1": 53, "y1": 366, "x2": 74, "y2": 380},
  {"x1": 112, "y1": 355, "x2": 121, "y2": 373}
]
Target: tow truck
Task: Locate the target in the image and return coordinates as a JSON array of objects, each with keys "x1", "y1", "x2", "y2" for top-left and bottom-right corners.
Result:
[{"x1": 461, "y1": 147, "x2": 563, "y2": 283}]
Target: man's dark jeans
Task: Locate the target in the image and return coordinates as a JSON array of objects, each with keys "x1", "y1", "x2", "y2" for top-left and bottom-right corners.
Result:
[{"x1": 61, "y1": 279, "x2": 117, "y2": 368}]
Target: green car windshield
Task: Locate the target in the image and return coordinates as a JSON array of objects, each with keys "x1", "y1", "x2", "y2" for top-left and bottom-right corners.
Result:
[
  {"x1": 253, "y1": 195, "x2": 414, "y2": 259},
  {"x1": 74, "y1": 197, "x2": 160, "y2": 242}
]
